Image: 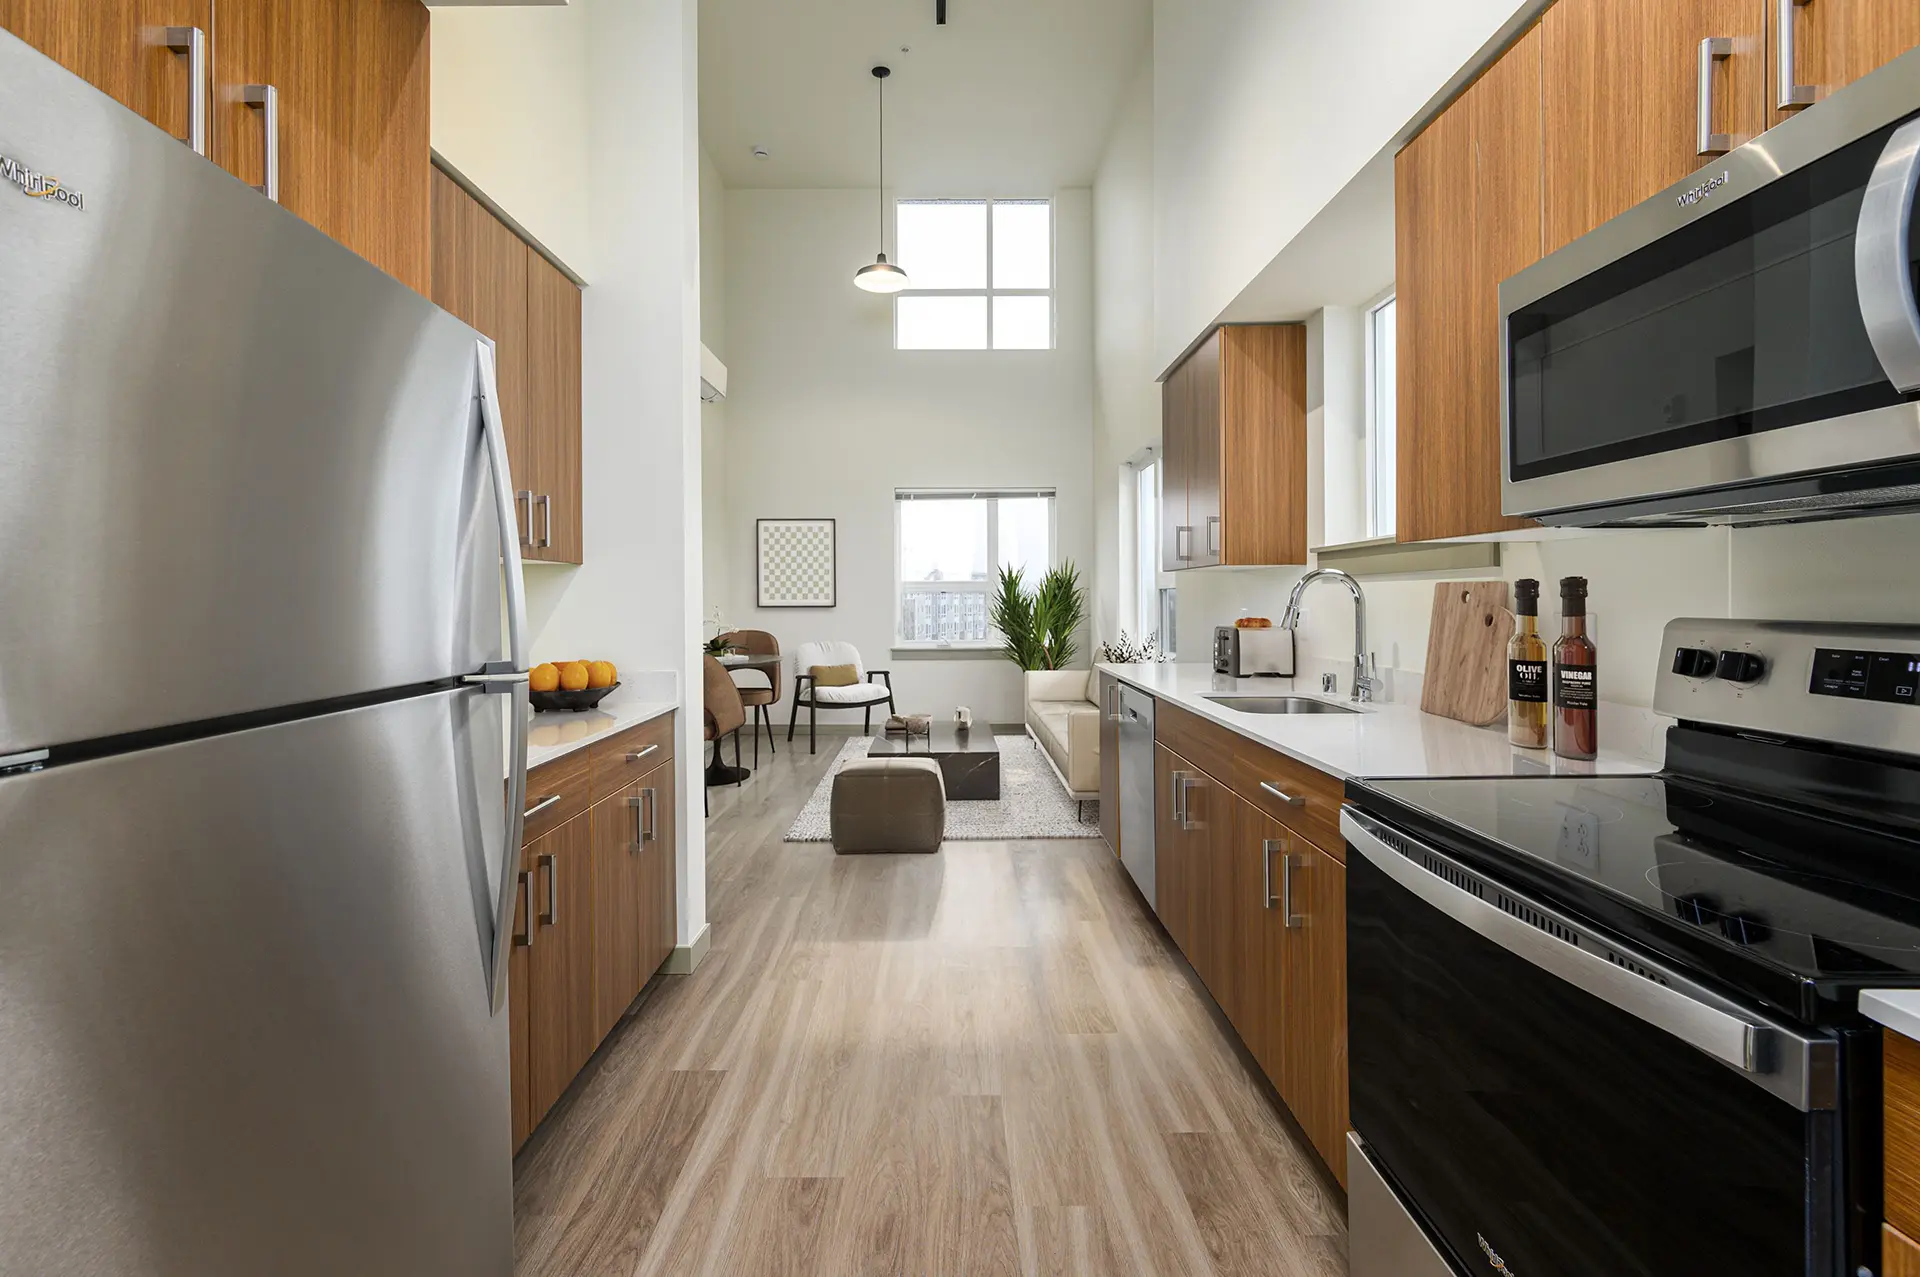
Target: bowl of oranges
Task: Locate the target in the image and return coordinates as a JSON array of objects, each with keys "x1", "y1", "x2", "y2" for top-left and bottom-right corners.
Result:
[{"x1": 528, "y1": 659, "x2": 619, "y2": 712}]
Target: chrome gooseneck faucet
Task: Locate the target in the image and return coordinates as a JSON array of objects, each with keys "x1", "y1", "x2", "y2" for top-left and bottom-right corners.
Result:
[{"x1": 1281, "y1": 568, "x2": 1380, "y2": 703}]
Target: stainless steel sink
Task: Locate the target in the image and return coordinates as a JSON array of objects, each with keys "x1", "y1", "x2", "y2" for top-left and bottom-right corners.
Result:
[{"x1": 1203, "y1": 695, "x2": 1362, "y2": 715}]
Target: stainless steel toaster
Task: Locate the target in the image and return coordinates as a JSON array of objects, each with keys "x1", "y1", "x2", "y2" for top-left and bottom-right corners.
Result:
[{"x1": 1213, "y1": 625, "x2": 1296, "y2": 678}]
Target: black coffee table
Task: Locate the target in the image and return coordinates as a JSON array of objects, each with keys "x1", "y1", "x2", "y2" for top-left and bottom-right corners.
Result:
[{"x1": 867, "y1": 726, "x2": 1001, "y2": 800}]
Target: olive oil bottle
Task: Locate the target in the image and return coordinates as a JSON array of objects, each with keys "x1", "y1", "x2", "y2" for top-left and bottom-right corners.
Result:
[{"x1": 1507, "y1": 579, "x2": 1548, "y2": 749}]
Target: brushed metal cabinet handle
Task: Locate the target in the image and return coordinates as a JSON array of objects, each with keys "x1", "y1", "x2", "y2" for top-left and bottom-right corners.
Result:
[
  {"x1": 538, "y1": 852, "x2": 558, "y2": 928},
  {"x1": 1260, "y1": 781, "x2": 1305, "y2": 807},
  {"x1": 1858, "y1": 117, "x2": 1920, "y2": 393},
  {"x1": 1776, "y1": 0, "x2": 1818, "y2": 110},
  {"x1": 513, "y1": 871, "x2": 533, "y2": 948},
  {"x1": 516, "y1": 490, "x2": 535, "y2": 547},
  {"x1": 1206, "y1": 515, "x2": 1221, "y2": 556},
  {"x1": 1176, "y1": 525, "x2": 1193, "y2": 561},
  {"x1": 538, "y1": 494, "x2": 553, "y2": 548},
  {"x1": 627, "y1": 744, "x2": 660, "y2": 764},
  {"x1": 1170, "y1": 769, "x2": 1187, "y2": 826},
  {"x1": 164, "y1": 27, "x2": 207, "y2": 155},
  {"x1": 1697, "y1": 37, "x2": 1734, "y2": 156},
  {"x1": 1281, "y1": 853, "x2": 1303, "y2": 928},
  {"x1": 1180, "y1": 775, "x2": 1204, "y2": 831},
  {"x1": 643, "y1": 787, "x2": 658, "y2": 843},
  {"x1": 1262, "y1": 838, "x2": 1283, "y2": 909},
  {"x1": 242, "y1": 84, "x2": 279, "y2": 200},
  {"x1": 523, "y1": 793, "x2": 562, "y2": 820}
]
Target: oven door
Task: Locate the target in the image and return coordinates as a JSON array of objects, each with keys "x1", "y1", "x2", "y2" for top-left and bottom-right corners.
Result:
[
  {"x1": 1342, "y1": 810, "x2": 1845, "y2": 1277},
  {"x1": 1500, "y1": 56, "x2": 1920, "y2": 526}
]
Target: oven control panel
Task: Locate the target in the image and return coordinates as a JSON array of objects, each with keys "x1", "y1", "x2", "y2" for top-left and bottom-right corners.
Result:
[{"x1": 1655, "y1": 619, "x2": 1920, "y2": 755}]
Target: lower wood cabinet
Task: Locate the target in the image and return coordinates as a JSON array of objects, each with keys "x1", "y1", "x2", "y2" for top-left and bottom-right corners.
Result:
[
  {"x1": 1889, "y1": 1223, "x2": 1920, "y2": 1277},
  {"x1": 1153, "y1": 702, "x2": 1350, "y2": 1188},
  {"x1": 509, "y1": 714, "x2": 678, "y2": 1152}
]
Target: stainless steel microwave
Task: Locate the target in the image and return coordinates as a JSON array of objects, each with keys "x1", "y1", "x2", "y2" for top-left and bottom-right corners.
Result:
[{"x1": 1501, "y1": 46, "x2": 1920, "y2": 526}]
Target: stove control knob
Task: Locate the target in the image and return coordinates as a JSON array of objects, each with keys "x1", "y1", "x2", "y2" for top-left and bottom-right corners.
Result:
[
  {"x1": 1716, "y1": 650, "x2": 1767, "y2": 684},
  {"x1": 1672, "y1": 647, "x2": 1719, "y2": 679}
]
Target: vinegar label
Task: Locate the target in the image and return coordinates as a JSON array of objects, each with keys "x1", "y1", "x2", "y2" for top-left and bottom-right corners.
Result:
[{"x1": 1553, "y1": 664, "x2": 1596, "y2": 711}]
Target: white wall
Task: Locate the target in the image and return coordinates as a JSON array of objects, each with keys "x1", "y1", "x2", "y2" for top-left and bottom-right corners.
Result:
[
  {"x1": 700, "y1": 148, "x2": 729, "y2": 624},
  {"x1": 430, "y1": 4, "x2": 593, "y2": 274},
  {"x1": 1091, "y1": 54, "x2": 1159, "y2": 650},
  {"x1": 1152, "y1": 0, "x2": 1528, "y2": 367},
  {"x1": 720, "y1": 187, "x2": 1096, "y2": 725},
  {"x1": 435, "y1": 0, "x2": 710, "y2": 951}
]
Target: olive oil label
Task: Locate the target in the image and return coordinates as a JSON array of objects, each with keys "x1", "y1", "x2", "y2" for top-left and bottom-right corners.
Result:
[
  {"x1": 1552, "y1": 664, "x2": 1597, "y2": 711},
  {"x1": 1509, "y1": 660, "x2": 1547, "y2": 704}
]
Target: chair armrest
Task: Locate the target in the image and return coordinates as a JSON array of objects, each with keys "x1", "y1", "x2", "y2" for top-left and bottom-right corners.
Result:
[
  {"x1": 793, "y1": 673, "x2": 815, "y2": 702},
  {"x1": 869, "y1": 669, "x2": 892, "y2": 688}
]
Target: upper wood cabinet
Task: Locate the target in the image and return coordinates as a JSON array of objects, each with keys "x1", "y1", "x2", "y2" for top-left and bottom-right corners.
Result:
[
  {"x1": 1542, "y1": 0, "x2": 1767, "y2": 254},
  {"x1": 210, "y1": 0, "x2": 432, "y2": 295},
  {"x1": 1772, "y1": 0, "x2": 1920, "y2": 127},
  {"x1": 1159, "y1": 324, "x2": 1308, "y2": 571},
  {"x1": 1395, "y1": 25, "x2": 1544, "y2": 543},
  {"x1": 0, "y1": 1, "x2": 213, "y2": 142},
  {"x1": 0, "y1": 0, "x2": 429, "y2": 293},
  {"x1": 431, "y1": 167, "x2": 585, "y2": 565}
]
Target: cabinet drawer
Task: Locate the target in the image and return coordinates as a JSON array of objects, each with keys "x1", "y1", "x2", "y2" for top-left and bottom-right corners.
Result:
[
  {"x1": 1888, "y1": 1223, "x2": 1920, "y2": 1277},
  {"x1": 524, "y1": 751, "x2": 591, "y2": 845},
  {"x1": 590, "y1": 713, "x2": 676, "y2": 798},
  {"x1": 1155, "y1": 700, "x2": 1234, "y2": 785},
  {"x1": 1888, "y1": 1030, "x2": 1920, "y2": 1240},
  {"x1": 1231, "y1": 737, "x2": 1345, "y2": 862}
]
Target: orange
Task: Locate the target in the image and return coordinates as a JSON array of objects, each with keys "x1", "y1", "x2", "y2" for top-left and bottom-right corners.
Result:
[
  {"x1": 587, "y1": 660, "x2": 617, "y2": 689},
  {"x1": 529, "y1": 663, "x2": 560, "y2": 693},
  {"x1": 559, "y1": 661, "x2": 591, "y2": 692}
]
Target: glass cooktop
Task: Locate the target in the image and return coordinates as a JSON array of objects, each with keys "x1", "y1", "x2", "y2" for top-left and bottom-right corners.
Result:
[{"x1": 1352, "y1": 773, "x2": 1920, "y2": 1017}]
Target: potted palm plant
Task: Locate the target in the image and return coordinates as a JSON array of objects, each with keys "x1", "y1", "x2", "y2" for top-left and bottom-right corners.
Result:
[{"x1": 990, "y1": 560, "x2": 1087, "y2": 674}]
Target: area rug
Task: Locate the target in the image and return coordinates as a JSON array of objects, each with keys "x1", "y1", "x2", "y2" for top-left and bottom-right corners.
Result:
[{"x1": 784, "y1": 735, "x2": 1102, "y2": 842}]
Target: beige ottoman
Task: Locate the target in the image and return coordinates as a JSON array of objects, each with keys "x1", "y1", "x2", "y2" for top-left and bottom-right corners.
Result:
[{"x1": 830, "y1": 757, "x2": 946, "y2": 854}]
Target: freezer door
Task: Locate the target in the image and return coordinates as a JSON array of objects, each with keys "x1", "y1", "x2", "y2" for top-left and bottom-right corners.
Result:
[
  {"x1": 0, "y1": 31, "x2": 503, "y2": 757},
  {"x1": 0, "y1": 689, "x2": 512, "y2": 1276}
]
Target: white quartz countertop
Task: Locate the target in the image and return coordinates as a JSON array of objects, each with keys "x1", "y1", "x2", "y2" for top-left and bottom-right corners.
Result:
[
  {"x1": 526, "y1": 691, "x2": 677, "y2": 771},
  {"x1": 1859, "y1": 991, "x2": 1920, "y2": 1042},
  {"x1": 1096, "y1": 662, "x2": 1660, "y2": 781}
]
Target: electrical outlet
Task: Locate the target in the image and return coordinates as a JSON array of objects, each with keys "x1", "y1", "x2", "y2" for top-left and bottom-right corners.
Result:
[{"x1": 1555, "y1": 803, "x2": 1602, "y2": 869}]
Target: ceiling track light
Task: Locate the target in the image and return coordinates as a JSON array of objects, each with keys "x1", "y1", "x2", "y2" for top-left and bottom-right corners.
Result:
[{"x1": 853, "y1": 65, "x2": 909, "y2": 294}]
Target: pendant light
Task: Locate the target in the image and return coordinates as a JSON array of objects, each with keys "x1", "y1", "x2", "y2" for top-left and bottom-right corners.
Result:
[{"x1": 854, "y1": 65, "x2": 909, "y2": 293}]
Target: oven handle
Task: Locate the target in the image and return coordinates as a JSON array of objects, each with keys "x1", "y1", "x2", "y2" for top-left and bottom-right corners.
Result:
[
  {"x1": 1857, "y1": 115, "x2": 1920, "y2": 394},
  {"x1": 1342, "y1": 808, "x2": 1837, "y2": 1112}
]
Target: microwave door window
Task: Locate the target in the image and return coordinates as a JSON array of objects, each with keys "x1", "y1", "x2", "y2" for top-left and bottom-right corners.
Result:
[{"x1": 1510, "y1": 123, "x2": 1915, "y2": 485}]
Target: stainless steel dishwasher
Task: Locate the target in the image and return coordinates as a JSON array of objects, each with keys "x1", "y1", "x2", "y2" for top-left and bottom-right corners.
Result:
[{"x1": 1116, "y1": 683, "x2": 1156, "y2": 908}]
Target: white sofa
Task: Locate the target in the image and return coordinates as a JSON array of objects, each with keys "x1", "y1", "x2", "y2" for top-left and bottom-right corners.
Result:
[{"x1": 1024, "y1": 670, "x2": 1100, "y2": 812}]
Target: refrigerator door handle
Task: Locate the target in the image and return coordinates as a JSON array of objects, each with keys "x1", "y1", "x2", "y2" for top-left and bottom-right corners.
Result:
[{"x1": 474, "y1": 338, "x2": 531, "y2": 1016}]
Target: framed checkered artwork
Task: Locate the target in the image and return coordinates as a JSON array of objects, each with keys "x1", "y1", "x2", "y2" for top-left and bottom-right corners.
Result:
[{"x1": 756, "y1": 518, "x2": 837, "y2": 608}]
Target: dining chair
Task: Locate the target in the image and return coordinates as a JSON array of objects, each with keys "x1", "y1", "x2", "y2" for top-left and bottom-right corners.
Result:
[{"x1": 718, "y1": 629, "x2": 781, "y2": 767}]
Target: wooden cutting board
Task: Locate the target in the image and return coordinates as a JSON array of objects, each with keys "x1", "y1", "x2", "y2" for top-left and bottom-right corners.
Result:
[{"x1": 1420, "y1": 581, "x2": 1516, "y2": 726}]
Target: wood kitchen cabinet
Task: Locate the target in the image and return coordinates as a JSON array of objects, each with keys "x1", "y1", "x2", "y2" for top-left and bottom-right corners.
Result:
[
  {"x1": 1395, "y1": 24, "x2": 1543, "y2": 544},
  {"x1": 0, "y1": 0, "x2": 430, "y2": 292},
  {"x1": 0, "y1": 1, "x2": 212, "y2": 144},
  {"x1": 526, "y1": 811, "x2": 596, "y2": 1127},
  {"x1": 1772, "y1": 0, "x2": 1920, "y2": 127},
  {"x1": 431, "y1": 166, "x2": 585, "y2": 566},
  {"x1": 1154, "y1": 742, "x2": 1193, "y2": 959},
  {"x1": 209, "y1": 0, "x2": 432, "y2": 295},
  {"x1": 511, "y1": 715, "x2": 677, "y2": 1152},
  {"x1": 1159, "y1": 324, "x2": 1308, "y2": 571},
  {"x1": 1542, "y1": 0, "x2": 1768, "y2": 254},
  {"x1": 1889, "y1": 1223, "x2": 1920, "y2": 1277}
]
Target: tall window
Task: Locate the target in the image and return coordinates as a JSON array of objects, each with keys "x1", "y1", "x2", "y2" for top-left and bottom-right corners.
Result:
[
  {"x1": 1134, "y1": 461, "x2": 1160, "y2": 641},
  {"x1": 894, "y1": 199, "x2": 1054, "y2": 351},
  {"x1": 895, "y1": 489, "x2": 1056, "y2": 646},
  {"x1": 1366, "y1": 293, "x2": 1398, "y2": 539}
]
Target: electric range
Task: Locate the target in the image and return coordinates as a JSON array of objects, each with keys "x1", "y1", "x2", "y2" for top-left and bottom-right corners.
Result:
[{"x1": 1342, "y1": 618, "x2": 1920, "y2": 1277}]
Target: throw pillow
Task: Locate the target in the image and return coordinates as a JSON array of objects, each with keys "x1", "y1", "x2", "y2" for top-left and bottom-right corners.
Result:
[{"x1": 811, "y1": 663, "x2": 859, "y2": 687}]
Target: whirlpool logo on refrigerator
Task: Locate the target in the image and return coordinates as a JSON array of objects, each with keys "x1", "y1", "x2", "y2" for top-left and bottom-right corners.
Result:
[
  {"x1": 1478, "y1": 1233, "x2": 1519, "y2": 1276},
  {"x1": 0, "y1": 154, "x2": 84, "y2": 210}
]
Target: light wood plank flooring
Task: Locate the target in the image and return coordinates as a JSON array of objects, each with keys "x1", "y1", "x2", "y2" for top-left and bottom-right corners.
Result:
[{"x1": 514, "y1": 732, "x2": 1348, "y2": 1276}]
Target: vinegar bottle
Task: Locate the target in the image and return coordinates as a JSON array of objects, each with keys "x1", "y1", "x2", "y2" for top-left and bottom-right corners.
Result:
[
  {"x1": 1551, "y1": 576, "x2": 1598, "y2": 761},
  {"x1": 1507, "y1": 579, "x2": 1548, "y2": 749}
]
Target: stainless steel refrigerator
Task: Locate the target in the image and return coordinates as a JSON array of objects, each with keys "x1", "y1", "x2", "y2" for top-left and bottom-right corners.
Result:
[{"x1": 0, "y1": 32, "x2": 528, "y2": 1276}]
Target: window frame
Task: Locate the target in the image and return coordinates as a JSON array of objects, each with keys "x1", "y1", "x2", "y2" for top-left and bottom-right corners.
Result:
[
  {"x1": 893, "y1": 198, "x2": 1055, "y2": 352},
  {"x1": 1364, "y1": 289, "x2": 1398, "y2": 540},
  {"x1": 894, "y1": 488, "x2": 1059, "y2": 650}
]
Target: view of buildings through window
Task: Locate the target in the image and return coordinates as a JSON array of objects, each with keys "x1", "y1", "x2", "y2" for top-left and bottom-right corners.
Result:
[{"x1": 896, "y1": 490, "x2": 1054, "y2": 644}]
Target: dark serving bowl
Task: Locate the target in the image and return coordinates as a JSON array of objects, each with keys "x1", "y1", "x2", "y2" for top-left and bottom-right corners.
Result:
[{"x1": 530, "y1": 681, "x2": 619, "y2": 713}]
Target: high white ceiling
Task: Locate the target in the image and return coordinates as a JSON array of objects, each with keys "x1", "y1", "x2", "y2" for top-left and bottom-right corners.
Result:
[{"x1": 699, "y1": 0, "x2": 1151, "y2": 192}]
